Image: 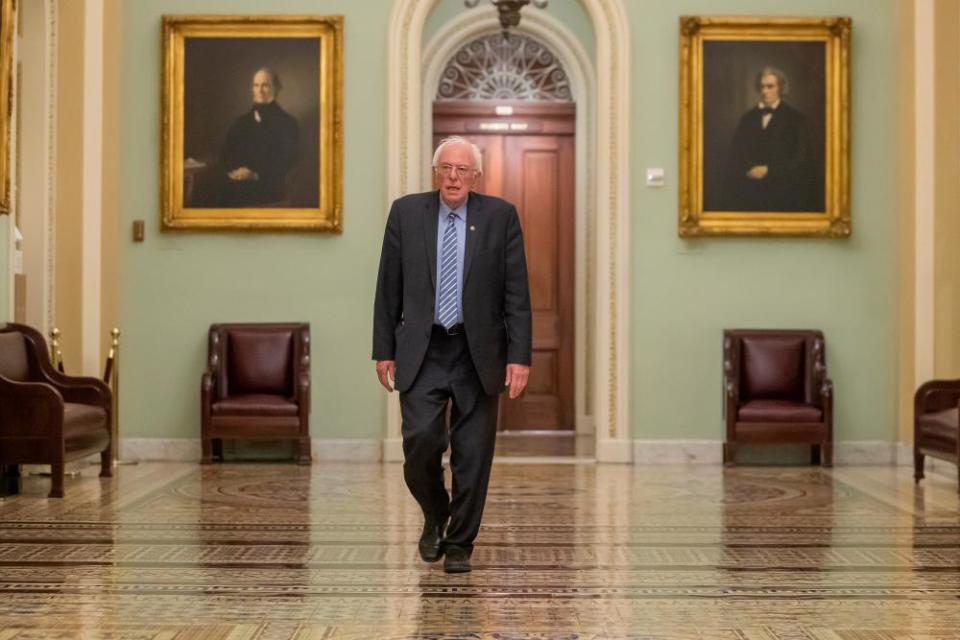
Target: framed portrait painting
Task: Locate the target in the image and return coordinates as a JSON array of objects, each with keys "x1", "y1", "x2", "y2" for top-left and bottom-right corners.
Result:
[
  {"x1": 678, "y1": 17, "x2": 851, "y2": 237},
  {"x1": 0, "y1": 0, "x2": 15, "y2": 215},
  {"x1": 161, "y1": 15, "x2": 343, "y2": 231}
]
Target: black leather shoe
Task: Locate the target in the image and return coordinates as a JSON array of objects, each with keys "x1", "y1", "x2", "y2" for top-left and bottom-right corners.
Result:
[
  {"x1": 418, "y1": 516, "x2": 447, "y2": 562},
  {"x1": 443, "y1": 545, "x2": 471, "y2": 573}
]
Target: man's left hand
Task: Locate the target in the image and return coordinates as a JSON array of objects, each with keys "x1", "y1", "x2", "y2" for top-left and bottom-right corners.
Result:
[{"x1": 504, "y1": 364, "x2": 530, "y2": 399}]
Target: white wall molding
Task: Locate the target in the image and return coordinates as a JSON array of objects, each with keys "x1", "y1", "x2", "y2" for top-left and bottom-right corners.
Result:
[
  {"x1": 385, "y1": 0, "x2": 631, "y2": 462},
  {"x1": 914, "y1": 0, "x2": 934, "y2": 387},
  {"x1": 311, "y1": 440, "x2": 383, "y2": 462},
  {"x1": 122, "y1": 438, "x2": 915, "y2": 466},
  {"x1": 80, "y1": 0, "x2": 103, "y2": 375},
  {"x1": 632, "y1": 440, "x2": 915, "y2": 466},
  {"x1": 633, "y1": 440, "x2": 723, "y2": 465},
  {"x1": 121, "y1": 438, "x2": 201, "y2": 462},
  {"x1": 122, "y1": 438, "x2": 385, "y2": 463},
  {"x1": 16, "y1": 0, "x2": 57, "y2": 333}
]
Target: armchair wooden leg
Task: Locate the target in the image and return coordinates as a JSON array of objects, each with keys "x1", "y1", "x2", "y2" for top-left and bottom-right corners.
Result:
[
  {"x1": 821, "y1": 442, "x2": 833, "y2": 468},
  {"x1": 914, "y1": 451, "x2": 925, "y2": 482},
  {"x1": 296, "y1": 437, "x2": 311, "y2": 465},
  {"x1": 810, "y1": 445, "x2": 821, "y2": 465},
  {"x1": 100, "y1": 449, "x2": 113, "y2": 478},
  {"x1": 723, "y1": 442, "x2": 736, "y2": 467},
  {"x1": 49, "y1": 463, "x2": 65, "y2": 498},
  {"x1": 201, "y1": 438, "x2": 213, "y2": 465}
]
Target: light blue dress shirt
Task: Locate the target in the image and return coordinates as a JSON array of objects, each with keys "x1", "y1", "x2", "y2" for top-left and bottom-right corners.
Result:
[{"x1": 434, "y1": 196, "x2": 467, "y2": 326}]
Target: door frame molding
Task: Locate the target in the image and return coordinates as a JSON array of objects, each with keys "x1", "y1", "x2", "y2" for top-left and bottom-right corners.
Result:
[
  {"x1": 14, "y1": 0, "x2": 58, "y2": 334},
  {"x1": 385, "y1": 0, "x2": 632, "y2": 462}
]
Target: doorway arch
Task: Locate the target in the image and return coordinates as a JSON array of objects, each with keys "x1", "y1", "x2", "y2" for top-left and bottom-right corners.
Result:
[{"x1": 385, "y1": 0, "x2": 631, "y2": 462}]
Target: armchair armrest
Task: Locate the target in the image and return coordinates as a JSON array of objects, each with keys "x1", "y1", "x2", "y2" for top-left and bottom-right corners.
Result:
[
  {"x1": 296, "y1": 327, "x2": 311, "y2": 413},
  {"x1": 0, "y1": 375, "x2": 65, "y2": 439},
  {"x1": 819, "y1": 378, "x2": 834, "y2": 421},
  {"x1": 298, "y1": 369, "x2": 310, "y2": 416},
  {"x1": 201, "y1": 369, "x2": 216, "y2": 409},
  {"x1": 37, "y1": 369, "x2": 111, "y2": 408},
  {"x1": 722, "y1": 334, "x2": 739, "y2": 419},
  {"x1": 915, "y1": 379, "x2": 960, "y2": 415}
]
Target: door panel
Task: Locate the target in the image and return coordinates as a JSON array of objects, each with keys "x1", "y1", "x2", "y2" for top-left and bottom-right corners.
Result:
[
  {"x1": 433, "y1": 103, "x2": 575, "y2": 432},
  {"x1": 499, "y1": 135, "x2": 574, "y2": 431}
]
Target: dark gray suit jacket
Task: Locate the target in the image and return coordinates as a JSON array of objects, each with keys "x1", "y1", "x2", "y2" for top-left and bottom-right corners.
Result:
[{"x1": 372, "y1": 190, "x2": 532, "y2": 396}]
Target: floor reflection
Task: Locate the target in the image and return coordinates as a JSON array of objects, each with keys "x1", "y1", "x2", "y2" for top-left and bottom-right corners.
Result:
[{"x1": 0, "y1": 462, "x2": 958, "y2": 638}]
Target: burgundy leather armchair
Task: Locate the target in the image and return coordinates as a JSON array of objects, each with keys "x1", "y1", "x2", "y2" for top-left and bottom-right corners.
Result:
[
  {"x1": 723, "y1": 329, "x2": 833, "y2": 466},
  {"x1": 201, "y1": 323, "x2": 311, "y2": 464},
  {"x1": 0, "y1": 323, "x2": 113, "y2": 497},
  {"x1": 914, "y1": 380, "x2": 960, "y2": 492}
]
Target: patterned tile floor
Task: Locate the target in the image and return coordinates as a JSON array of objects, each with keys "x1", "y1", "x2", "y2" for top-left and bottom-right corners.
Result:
[{"x1": 0, "y1": 460, "x2": 958, "y2": 639}]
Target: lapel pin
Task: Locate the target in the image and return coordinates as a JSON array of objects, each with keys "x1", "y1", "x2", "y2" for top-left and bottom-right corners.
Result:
[{"x1": 470, "y1": 225, "x2": 476, "y2": 231}]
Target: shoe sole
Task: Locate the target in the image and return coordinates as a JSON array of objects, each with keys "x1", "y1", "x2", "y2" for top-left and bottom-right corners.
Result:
[
  {"x1": 443, "y1": 565, "x2": 471, "y2": 573},
  {"x1": 420, "y1": 551, "x2": 443, "y2": 563}
]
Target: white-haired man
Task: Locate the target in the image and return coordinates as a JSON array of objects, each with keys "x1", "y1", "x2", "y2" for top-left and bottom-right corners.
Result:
[{"x1": 372, "y1": 136, "x2": 532, "y2": 573}]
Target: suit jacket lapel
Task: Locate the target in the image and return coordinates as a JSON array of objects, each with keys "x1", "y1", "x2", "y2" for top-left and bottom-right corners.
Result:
[
  {"x1": 463, "y1": 192, "x2": 480, "y2": 286},
  {"x1": 424, "y1": 193, "x2": 439, "y2": 292}
]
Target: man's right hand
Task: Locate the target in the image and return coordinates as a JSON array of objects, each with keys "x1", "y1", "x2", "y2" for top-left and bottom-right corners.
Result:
[
  {"x1": 747, "y1": 165, "x2": 769, "y2": 180},
  {"x1": 376, "y1": 360, "x2": 396, "y2": 392}
]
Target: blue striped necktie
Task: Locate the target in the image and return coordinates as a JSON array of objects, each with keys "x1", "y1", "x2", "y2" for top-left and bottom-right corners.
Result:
[{"x1": 437, "y1": 212, "x2": 459, "y2": 328}]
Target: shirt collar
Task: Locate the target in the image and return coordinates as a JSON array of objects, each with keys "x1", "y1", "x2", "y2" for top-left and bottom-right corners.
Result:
[
  {"x1": 758, "y1": 100, "x2": 781, "y2": 110},
  {"x1": 439, "y1": 194, "x2": 467, "y2": 219}
]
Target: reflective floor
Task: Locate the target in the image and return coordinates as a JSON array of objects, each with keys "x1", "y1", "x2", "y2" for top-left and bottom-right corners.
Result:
[{"x1": 0, "y1": 460, "x2": 959, "y2": 639}]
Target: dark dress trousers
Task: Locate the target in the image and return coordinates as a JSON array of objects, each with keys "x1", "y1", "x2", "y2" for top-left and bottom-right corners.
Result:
[
  {"x1": 372, "y1": 190, "x2": 532, "y2": 553},
  {"x1": 722, "y1": 101, "x2": 819, "y2": 212}
]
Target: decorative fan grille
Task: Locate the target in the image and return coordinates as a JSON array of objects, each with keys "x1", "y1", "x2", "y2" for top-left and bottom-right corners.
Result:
[{"x1": 437, "y1": 34, "x2": 572, "y2": 102}]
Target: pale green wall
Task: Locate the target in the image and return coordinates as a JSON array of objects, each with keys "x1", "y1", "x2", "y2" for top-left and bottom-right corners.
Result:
[
  {"x1": 119, "y1": 0, "x2": 898, "y2": 445},
  {"x1": 628, "y1": 0, "x2": 897, "y2": 441},
  {"x1": 120, "y1": 0, "x2": 391, "y2": 439}
]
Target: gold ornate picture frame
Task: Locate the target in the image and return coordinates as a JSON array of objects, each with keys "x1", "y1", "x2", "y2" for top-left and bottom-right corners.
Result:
[
  {"x1": 161, "y1": 15, "x2": 343, "y2": 231},
  {"x1": 0, "y1": 0, "x2": 15, "y2": 215},
  {"x1": 678, "y1": 17, "x2": 851, "y2": 237}
]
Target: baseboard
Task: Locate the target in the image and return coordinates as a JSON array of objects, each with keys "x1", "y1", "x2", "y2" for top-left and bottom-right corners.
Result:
[
  {"x1": 120, "y1": 438, "x2": 382, "y2": 463},
  {"x1": 119, "y1": 437, "x2": 917, "y2": 466},
  {"x1": 382, "y1": 438, "x2": 404, "y2": 462},
  {"x1": 595, "y1": 438, "x2": 633, "y2": 463},
  {"x1": 631, "y1": 440, "x2": 915, "y2": 465},
  {"x1": 311, "y1": 439, "x2": 381, "y2": 462},
  {"x1": 632, "y1": 440, "x2": 721, "y2": 464},
  {"x1": 121, "y1": 438, "x2": 200, "y2": 462}
]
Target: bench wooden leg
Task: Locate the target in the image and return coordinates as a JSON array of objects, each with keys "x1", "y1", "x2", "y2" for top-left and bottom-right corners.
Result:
[
  {"x1": 49, "y1": 463, "x2": 65, "y2": 498},
  {"x1": 297, "y1": 437, "x2": 311, "y2": 465},
  {"x1": 723, "y1": 442, "x2": 736, "y2": 467},
  {"x1": 100, "y1": 449, "x2": 113, "y2": 478}
]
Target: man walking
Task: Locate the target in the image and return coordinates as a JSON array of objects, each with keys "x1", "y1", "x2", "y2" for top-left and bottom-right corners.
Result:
[{"x1": 372, "y1": 136, "x2": 532, "y2": 573}]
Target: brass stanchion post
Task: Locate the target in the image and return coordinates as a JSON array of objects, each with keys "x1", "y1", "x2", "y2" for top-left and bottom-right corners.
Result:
[
  {"x1": 108, "y1": 328, "x2": 136, "y2": 466},
  {"x1": 48, "y1": 327, "x2": 64, "y2": 372}
]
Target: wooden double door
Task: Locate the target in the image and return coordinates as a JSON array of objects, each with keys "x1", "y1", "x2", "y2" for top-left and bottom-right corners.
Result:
[{"x1": 434, "y1": 102, "x2": 575, "y2": 431}]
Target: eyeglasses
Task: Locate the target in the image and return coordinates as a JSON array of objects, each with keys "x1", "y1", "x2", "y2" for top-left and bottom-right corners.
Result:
[{"x1": 435, "y1": 163, "x2": 476, "y2": 178}]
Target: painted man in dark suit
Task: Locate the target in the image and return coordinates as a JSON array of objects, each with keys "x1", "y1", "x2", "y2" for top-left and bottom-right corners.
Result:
[
  {"x1": 372, "y1": 136, "x2": 532, "y2": 573},
  {"x1": 194, "y1": 67, "x2": 299, "y2": 207},
  {"x1": 722, "y1": 67, "x2": 816, "y2": 212}
]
